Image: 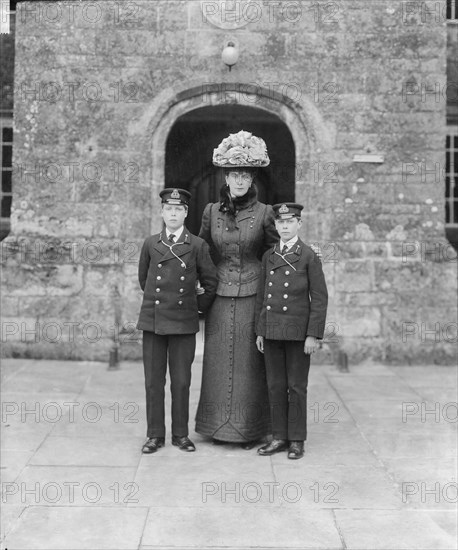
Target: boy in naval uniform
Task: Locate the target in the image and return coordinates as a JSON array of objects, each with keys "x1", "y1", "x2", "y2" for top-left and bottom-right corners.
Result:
[
  {"x1": 137, "y1": 188, "x2": 217, "y2": 454},
  {"x1": 255, "y1": 202, "x2": 328, "y2": 459}
]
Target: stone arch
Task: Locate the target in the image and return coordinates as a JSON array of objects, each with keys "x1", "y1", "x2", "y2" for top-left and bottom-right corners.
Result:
[{"x1": 136, "y1": 82, "x2": 334, "y2": 233}]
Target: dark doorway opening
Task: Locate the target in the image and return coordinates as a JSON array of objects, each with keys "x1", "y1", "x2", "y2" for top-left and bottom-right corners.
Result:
[{"x1": 165, "y1": 105, "x2": 296, "y2": 236}]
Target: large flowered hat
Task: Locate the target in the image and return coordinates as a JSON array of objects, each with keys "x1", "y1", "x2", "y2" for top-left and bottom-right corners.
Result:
[{"x1": 212, "y1": 130, "x2": 270, "y2": 168}]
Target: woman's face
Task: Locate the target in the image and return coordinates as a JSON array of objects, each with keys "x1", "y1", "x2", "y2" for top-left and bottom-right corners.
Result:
[{"x1": 225, "y1": 170, "x2": 254, "y2": 197}]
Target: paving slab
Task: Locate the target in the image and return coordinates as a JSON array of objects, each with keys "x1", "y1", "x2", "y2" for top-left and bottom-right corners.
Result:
[
  {"x1": 141, "y1": 506, "x2": 343, "y2": 548},
  {"x1": 0, "y1": 448, "x2": 35, "y2": 482},
  {"x1": 1, "y1": 358, "x2": 456, "y2": 550},
  {"x1": 382, "y1": 456, "x2": 458, "y2": 510},
  {"x1": 344, "y1": 398, "x2": 454, "y2": 426},
  {"x1": 1, "y1": 361, "x2": 93, "y2": 394},
  {"x1": 0, "y1": 504, "x2": 26, "y2": 541},
  {"x1": 4, "y1": 465, "x2": 139, "y2": 507},
  {"x1": 272, "y1": 463, "x2": 401, "y2": 510},
  {"x1": 29, "y1": 435, "x2": 142, "y2": 467},
  {"x1": 325, "y1": 374, "x2": 422, "y2": 401},
  {"x1": 335, "y1": 509, "x2": 457, "y2": 550},
  {"x1": 1, "y1": 419, "x2": 55, "y2": 452},
  {"x1": 3, "y1": 506, "x2": 149, "y2": 549},
  {"x1": 361, "y1": 426, "x2": 457, "y2": 459},
  {"x1": 391, "y1": 366, "x2": 458, "y2": 388},
  {"x1": 49, "y1": 403, "x2": 145, "y2": 438},
  {"x1": 134, "y1": 454, "x2": 277, "y2": 508}
]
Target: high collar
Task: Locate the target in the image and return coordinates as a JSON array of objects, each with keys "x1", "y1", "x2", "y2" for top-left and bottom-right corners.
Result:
[
  {"x1": 165, "y1": 226, "x2": 184, "y2": 241},
  {"x1": 280, "y1": 235, "x2": 299, "y2": 251}
]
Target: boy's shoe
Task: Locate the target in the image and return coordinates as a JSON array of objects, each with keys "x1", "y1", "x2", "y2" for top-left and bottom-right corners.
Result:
[
  {"x1": 287, "y1": 441, "x2": 304, "y2": 460},
  {"x1": 257, "y1": 439, "x2": 288, "y2": 455},
  {"x1": 142, "y1": 437, "x2": 165, "y2": 454},
  {"x1": 172, "y1": 435, "x2": 196, "y2": 452}
]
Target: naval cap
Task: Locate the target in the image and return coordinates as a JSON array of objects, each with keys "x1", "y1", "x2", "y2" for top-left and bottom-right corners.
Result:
[
  {"x1": 159, "y1": 188, "x2": 191, "y2": 206},
  {"x1": 272, "y1": 202, "x2": 304, "y2": 219}
]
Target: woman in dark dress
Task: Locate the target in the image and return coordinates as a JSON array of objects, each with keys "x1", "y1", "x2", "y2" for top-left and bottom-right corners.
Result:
[{"x1": 195, "y1": 131, "x2": 278, "y2": 448}]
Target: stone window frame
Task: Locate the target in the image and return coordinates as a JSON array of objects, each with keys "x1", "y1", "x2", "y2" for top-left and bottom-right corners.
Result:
[
  {"x1": 447, "y1": 0, "x2": 458, "y2": 20},
  {"x1": 446, "y1": 126, "x2": 458, "y2": 226},
  {"x1": 0, "y1": 117, "x2": 13, "y2": 240}
]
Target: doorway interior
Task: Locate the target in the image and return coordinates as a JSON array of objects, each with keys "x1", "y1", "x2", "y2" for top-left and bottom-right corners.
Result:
[{"x1": 165, "y1": 104, "x2": 296, "y2": 235}]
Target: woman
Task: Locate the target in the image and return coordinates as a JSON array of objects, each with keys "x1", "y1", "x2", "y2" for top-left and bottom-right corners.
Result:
[{"x1": 195, "y1": 131, "x2": 278, "y2": 448}]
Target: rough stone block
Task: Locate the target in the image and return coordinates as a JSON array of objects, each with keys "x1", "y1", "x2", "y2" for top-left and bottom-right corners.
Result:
[{"x1": 335, "y1": 260, "x2": 374, "y2": 292}]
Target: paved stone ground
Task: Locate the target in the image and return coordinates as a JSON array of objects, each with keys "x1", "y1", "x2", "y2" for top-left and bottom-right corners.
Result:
[{"x1": 1, "y1": 343, "x2": 457, "y2": 550}]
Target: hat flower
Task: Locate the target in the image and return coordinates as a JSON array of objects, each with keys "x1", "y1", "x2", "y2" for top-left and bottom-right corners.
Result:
[{"x1": 213, "y1": 130, "x2": 270, "y2": 167}]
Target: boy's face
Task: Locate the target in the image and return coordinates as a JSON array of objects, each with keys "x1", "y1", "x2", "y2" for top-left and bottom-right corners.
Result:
[
  {"x1": 161, "y1": 204, "x2": 187, "y2": 231},
  {"x1": 275, "y1": 216, "x2": 301, "y2": 242}
]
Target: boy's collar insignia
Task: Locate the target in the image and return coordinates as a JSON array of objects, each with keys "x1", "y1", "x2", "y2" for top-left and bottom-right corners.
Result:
[{"x1": 279, "y1": 204, "x2": 289, "y2": 213}]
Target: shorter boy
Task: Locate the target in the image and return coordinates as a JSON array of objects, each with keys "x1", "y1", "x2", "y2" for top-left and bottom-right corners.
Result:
[
  {"x1": 137, "y1": 188, "x2": 217, "y2": 454},
  {"x1": 255, "y1": 203, "x2": 328, "y2": 460}
]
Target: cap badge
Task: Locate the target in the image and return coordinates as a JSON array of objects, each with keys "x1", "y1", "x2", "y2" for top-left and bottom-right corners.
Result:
[
  {"x1": 171, "y1": 189, "x2": 180, "y2": 199},
  {"x1": 279, "y1": 204, "x2": 289, "y2": 213}
]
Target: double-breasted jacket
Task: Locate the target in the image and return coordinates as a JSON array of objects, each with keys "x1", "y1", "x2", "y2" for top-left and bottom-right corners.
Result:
[
  {"x1": 137, "y1": 229, "x2": 217, "y2": 335},
  {"x1": 199, "y1": 201, "x2": 278, "y2": 297},
  {"x1": 255, "y1": 238, "x2": 328, "y2": 341}
]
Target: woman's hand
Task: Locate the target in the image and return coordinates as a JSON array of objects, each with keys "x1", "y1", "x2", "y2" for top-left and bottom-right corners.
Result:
[
  {"x1": 304, "y1": 336, "x2": 317, "y2": 355},
  {"x1": 256, "y1": 336, "x2": 264, "y2": 353}
]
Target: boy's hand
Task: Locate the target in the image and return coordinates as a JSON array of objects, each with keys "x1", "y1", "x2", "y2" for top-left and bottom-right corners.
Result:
[
  {"x1": 195, "y1": 280, "x2": 205, "y2": 295},
  {"x1": 309, "y1": 243, "x2": 323, "y2": 260},
  {"x1": 256, "y1": 336, "x2": 264, "y2": 354},
  {"x1": 304, "y1": 336, "x2": 317, "y2": 355}
]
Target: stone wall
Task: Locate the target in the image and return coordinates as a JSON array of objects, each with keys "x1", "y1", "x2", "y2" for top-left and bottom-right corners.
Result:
[{"x1": 1, "y1": 0, "x2": 456, "y2": 364}]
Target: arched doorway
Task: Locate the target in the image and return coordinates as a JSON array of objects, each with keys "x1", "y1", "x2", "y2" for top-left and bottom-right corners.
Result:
[{"x1": 164, "y1": 105, "x2": 296, "y2": 235}]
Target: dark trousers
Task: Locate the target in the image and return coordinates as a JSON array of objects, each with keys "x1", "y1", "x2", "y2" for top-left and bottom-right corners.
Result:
[
  {"x1": 142, "y1": 331, "x2": 196, "y2": 438},
  {"x1": 263, "y1": 339, "x2": 311, "y2": 441}
]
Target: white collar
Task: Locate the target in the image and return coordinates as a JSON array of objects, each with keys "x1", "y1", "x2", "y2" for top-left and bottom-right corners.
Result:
[
  {"x1": 280, "y1": 235, "x2": 298, "y2": 251},
  {"x1": 165, "y1": 226, "x2": 184, "y2": 241}
]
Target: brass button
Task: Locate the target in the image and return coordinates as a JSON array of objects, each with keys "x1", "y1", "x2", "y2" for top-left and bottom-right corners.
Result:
[
  {"x1": 267, "y1": 294, "x2": 272, "y2": 299},
  {"x1": 267, "y1": 305, "x2": 271, "y2": 311},
  {"x1": 269, "y1": 270, "x2": 274, "y2": 275},
  {"x1": 284, "y1": 282, "x2": 289, "y2": 287},
  {"x1": 283, "y1": 294, "x2": 288, "y2": 299},
  {"x1": 178, "y1": 300, "x2": 183, "y2": 305},
  {"x1": 285, "y1": 270, "x2": 290, "y2": 275},
  {"x1": 156, "y1": 288, "x2": 160, "y2": 292},
  {"x1": 283, "y1": 306, "x2": 288, "y2": 311},
  {"x1": 155, "y1": 300, "x2": 160, "y2": 305},
  {"x1": 268, "y1": 282, "x2": 273, "y2": 287},
  {"x1": 228, "y1": 282, "x2": 232, "y2": 286},
  {"x1": 157, "y1": 276, "x2": 161, "y2": 280},
  {"x1": 180, "y1": 276, "x2": 185, "y2": 281},
  {"x1": 179, "y1": 288, "x2": 184, "y2": 293},
  {"x1": 158, "y1": 263, "x2": 162, "y2": 268}
]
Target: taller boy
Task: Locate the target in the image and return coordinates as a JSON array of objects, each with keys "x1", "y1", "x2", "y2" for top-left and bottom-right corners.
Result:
[
  {"x1": 255, "y1": 203, "x2": 328, "y2": 460},
  {"x1": 137, "y1": 188, "x2": 217, "y2": 454}
]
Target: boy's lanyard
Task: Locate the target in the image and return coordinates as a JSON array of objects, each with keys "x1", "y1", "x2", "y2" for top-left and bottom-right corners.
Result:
[
  {"x1": 160, "y1": 235, "x2": 187, "y2": 268},
  {"x1": 273, "y1": 243, "x2": 299, "y2": 271}
]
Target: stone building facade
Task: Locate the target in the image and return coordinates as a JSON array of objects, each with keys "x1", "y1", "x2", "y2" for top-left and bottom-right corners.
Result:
[{"x1": 1, "y1": 0, "x2": 457, "y2": 364}]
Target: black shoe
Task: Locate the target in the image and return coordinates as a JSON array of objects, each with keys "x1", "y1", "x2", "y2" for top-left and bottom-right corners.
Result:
[
  {"x1": 288, "y1": 440, "x2": 304, "y2": 460},
  {"x1": 142, "y1": 437, "x2": 165, "y2": 454},
  {"x1": 172, "y1": 435, "x2": 196, "y2": 452},
  {"x1": 257, "y1": 439, "x2": 288, "y2": 456}
]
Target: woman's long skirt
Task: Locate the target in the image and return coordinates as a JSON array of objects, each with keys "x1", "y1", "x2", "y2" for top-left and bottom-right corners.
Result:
[{"x1": 195, "y1": 294, "x2": 271, "y2": 442}]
